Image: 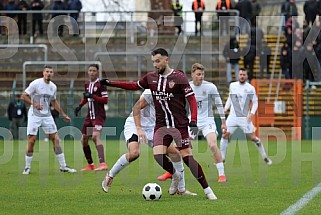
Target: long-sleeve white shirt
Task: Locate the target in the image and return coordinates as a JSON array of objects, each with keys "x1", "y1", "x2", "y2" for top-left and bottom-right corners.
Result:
[
  {"x1": 189, "y1": 80, "x2": 225, "y2": 126},
  {"x1": 224, "y1": 81, "x2": 258, "y2": 117}
]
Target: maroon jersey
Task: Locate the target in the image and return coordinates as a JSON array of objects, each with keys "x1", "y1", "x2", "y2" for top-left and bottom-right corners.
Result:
[
  {"x1": 138, "y1": 69, "x2": 194, "y2": 129},
  {"x1": 84, "y1": 79, "x2": 108, "y2": 120}
]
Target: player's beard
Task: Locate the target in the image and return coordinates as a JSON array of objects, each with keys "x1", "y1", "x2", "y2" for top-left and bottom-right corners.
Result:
[{"x1": 157, "y1": 67, "x2": 166, "y2": 75}]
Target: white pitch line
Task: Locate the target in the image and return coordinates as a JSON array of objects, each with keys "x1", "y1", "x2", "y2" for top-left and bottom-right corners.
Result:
[{"x1": 280, "y1": 182, "x2": 321, "y2": 215}]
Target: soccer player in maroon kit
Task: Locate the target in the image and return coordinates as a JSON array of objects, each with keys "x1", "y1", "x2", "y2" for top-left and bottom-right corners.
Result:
[
  {"x1": 74, "y1": 64, "x2": 108, "y2": 171},
  {"x1": 101, "y1": 48, "x2": 217, "y2": 199}
]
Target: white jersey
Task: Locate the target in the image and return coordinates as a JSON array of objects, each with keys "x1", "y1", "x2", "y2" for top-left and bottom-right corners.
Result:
[
  {"x1": 25, "y1": 78, "x2": 57, "y2": 117},
  {"x1": 189, "y1": 80, "x2": 225, "y2": 126},
  {"x1": 225, "y1": 81, "x2": 258, "y2": 118},
  {"x1": 125, "y1": 89, "x2": 155, "y2": 129}
]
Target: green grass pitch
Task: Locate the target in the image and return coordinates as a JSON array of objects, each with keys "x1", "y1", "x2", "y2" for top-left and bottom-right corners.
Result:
[{"x1": 1, "y1": 139, "x2": 321, "y2": 215}]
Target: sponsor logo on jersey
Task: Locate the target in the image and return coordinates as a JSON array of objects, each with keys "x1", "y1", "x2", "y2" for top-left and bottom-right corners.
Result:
[
  {"x1": 152, "y1": 91, "x2": 174, "y2": 101},
  {"x1": 94, "y1": 87, "x2": 97, "y2": 92}
]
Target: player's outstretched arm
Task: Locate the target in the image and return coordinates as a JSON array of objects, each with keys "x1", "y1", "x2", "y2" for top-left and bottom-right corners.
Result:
[
  {"x1": 100, "y1": 79, "x2": 142, "y2": 91},
  {"x1": 83, "y1": 91, "x2": 108, "y2": 104}
]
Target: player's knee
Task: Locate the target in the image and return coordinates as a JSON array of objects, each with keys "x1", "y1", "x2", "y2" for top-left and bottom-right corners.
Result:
[
  {"x1": 81, "y1": 136, "x2": 89, "y2": 146},
  {"x1": 252, "y1": 137, "x2": 261, "y2": 146},
  {"x1": 208, "y1": 143, "x2": 218, "y2": 153},
  {"x1": 91, "y1": 134, "x2": 100, "y2": 143},
  {"x1": 249, "y1": 135, "x2": 257, "y2": 142},
  {"x1": 129, "y1": 148, "x2": 140, "y2": 162},
  {"x1": 167, "y1": 152, "x2": 181, "y2": 162}
]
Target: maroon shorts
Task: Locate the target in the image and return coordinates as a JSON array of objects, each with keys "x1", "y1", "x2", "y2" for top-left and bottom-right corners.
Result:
[
  {"x1": 81, "y1": 116, "x2": 105, "y2": 135},
  {"x1": 153, "y1": 126, "x2": 191, "y2": 150}
]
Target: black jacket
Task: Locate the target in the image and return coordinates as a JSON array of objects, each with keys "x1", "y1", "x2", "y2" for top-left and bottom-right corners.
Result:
[{"x1": 7, "y1": 100, "x2": 27, "y2": 121}]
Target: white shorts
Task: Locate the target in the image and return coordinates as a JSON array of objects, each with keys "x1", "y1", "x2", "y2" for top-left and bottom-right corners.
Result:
[
  {"x1": 123, "y1": 121, "x2": 154, "y2": 143},
  {"x1": 27, "y1": 110, "x2": 57, "y2": 135},
  {"x1": 189, "y1": 122, "x2": 217, "y2": 139},
  {"x1": 226, "y1": 115, "x2": 254, "y2": 134}
]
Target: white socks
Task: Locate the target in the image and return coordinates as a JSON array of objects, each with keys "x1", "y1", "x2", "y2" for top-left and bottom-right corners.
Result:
[
  {"x1": 204, "y1": 186, "x2": 214, "y2": 195},
  {"x1": 253, "y1": 137, "x2": 268, "y2": 159},
  {"x1": 173, "y1": 161, "x2": 185, "y2": 192},
  {"x1": 26, "y1": 153, "x2": 67, "y2": 169},
  {"x1": 220, "y1": 138, "x2": 229, "y2": 161},
  {"x1": 56, "y1": 153, "x2": 66, "y2": 168},
  {"x1": 215, "y1": 162, "x2": 225, "y2": 176},
  {"x1": 109, "y1": 154, "x2": 130, "y2": 178},
  {"x1": 25, "y1": 155, "x2": 33, "y2": 168}
]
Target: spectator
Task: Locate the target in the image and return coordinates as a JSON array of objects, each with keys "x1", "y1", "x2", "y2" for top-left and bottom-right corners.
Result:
[
  {"x1": 249, "y1": 19, "x2": 264, "y2": 52},
  {"x1": 280, "y1": 43, "x2": 292, "y2": 79},
  {"x1": 192, "y1": 0, "x2": 205, "y2": 36},
  {"x1": 236, "y1": 0, "x2": 252, "y2": 34},
  {"x1": 5, "y1": 0, "x2": 17, "y2": 19},
  {"x1": 281, "y1": 0, "x2": 298, "y2": 23},
  {"x1": 223, "y1": 37, "x2": 241, "y2": 83},
  {"x1": 7, "y1": 94, "x2": 27, "y2": 140},
  {"x1": 216, "y1": 0, "x2": 232, "y2": 35},
  {"x1": 31, "y1": 0, "x2": 44, "y2": 36},
  {"x1": 68, "y1": 0, "x2": 82, "y2": 36},
  {"x1": 284, "y1": 16, "x2": 300, "y2": 47},
  {"x1": 304, "y1": 0, "x2": 318, "y2": 26},
  {"x1": 251, "y1": 0, "x2": 261, "y2": 20},
  {"x1": 52, "y1": 0, "x2": 67, "y2": 37},
  {"x1": 172, "y1": 0, "x2": 183, "y2": 35},
  {"x1": 17, "y1": 0, "x2": 30, "y2": 35},
  {"x1": 259, "y1": 41, "x2": 271, "y2": 79}
]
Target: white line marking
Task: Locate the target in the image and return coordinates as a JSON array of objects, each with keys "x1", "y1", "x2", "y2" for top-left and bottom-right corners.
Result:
[{"x1": 280, "y1": 182, "x2": 321, "y2": 215}]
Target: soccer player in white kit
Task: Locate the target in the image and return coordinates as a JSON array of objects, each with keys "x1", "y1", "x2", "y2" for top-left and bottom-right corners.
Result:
[
  {"x1": 102, "y1": 89, "x2": 196, "y2": 195},
  {"x1": 157, "y1": 63, "x2": 228, "y2": 183},
  {"x1": 21, "y1": 65, "x2": 76, "y2": 174},
  {"x1": 220, "y1": 68, "x2": 272, "y2": 165}
]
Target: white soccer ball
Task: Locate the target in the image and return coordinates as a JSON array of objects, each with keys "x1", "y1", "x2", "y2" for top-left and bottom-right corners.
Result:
[{"x1": 142, "y1": 183, "x2": 162, "y2": 201}]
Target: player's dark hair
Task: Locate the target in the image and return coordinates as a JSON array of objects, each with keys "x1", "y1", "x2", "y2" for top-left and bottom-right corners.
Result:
[
  {"x1": 239, "y1": 68, "x2": 247, "y2": 73},
  {"x1": 43, "y1": 65, "x2": 53, "y2": 69},
  {"x1": 88, "y1": 64, "x2": 99, "y2": 70},
  {"x1": 151, "y1": 48, "x2": 168, "y2": 57}
]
